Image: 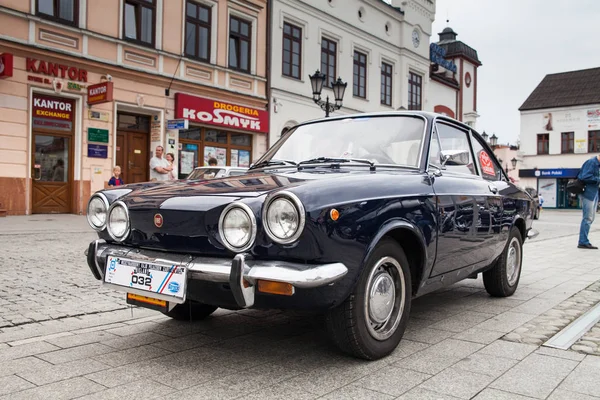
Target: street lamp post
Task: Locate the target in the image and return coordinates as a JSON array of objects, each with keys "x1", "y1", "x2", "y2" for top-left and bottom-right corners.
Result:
[
  {"x1": 490, "y1": 134, "x2": 498, "y2": 147},
  {"x1": 308, "y1": 70, "x2": 347, "y2": 117}
]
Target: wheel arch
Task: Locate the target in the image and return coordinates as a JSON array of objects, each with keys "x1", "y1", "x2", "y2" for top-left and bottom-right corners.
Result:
[
  {"x1": 361, "y1": 219, "x2": 427, "y2": 296},
  {"x1": 513, "y1": 216, "x2": 526, "y2": 241}
]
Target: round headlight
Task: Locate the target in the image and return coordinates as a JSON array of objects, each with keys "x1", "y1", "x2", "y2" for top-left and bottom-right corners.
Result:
[
  {"x1": 107, "y1": 201, "x2": 130, "y2": 241},
  {"x1": 263, "y1": 192, "x2": 305, "y2": 244},
  {"x1": 87, "y1": 194, "x2": 108, "y2": 230},
  {"x1": 219, "y1": 203, "x2": 256, "y2": 252}
]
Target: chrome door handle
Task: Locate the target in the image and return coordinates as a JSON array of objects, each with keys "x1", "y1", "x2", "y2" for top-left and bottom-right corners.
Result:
[{"x1": 488, "y1": 183, "x2": 498, "y2": 194}]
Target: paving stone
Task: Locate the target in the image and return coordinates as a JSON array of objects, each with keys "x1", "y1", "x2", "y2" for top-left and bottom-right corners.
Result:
[
  {"x1": 150, "y1": 332, "x2": 219, "y2": 352},
  {"x1": 490, "y1": 353, "x2": 579, "y2": 399},
  {"x1": 478, "y1": 340, "x2": 537, "y2": 360},
  {"x1": 91, "y1": 344, "x2": 172, "y2": 367},
  {"x1": 0, "y1": 376, "x2": 105, "y2": 400},
  {"x1": 397, "y1": 387, "x2": 463, "y2": 400},
  {"x1": 76, "y1": 379, "x2": 176, "y2": 400},
  {"x1": 0, "y1": 356, "x2": 53, "y2": 377},
  {"x1": 46, "y1": 330, "x2": 121, "y2": 348},
  {"x1": 548, "y1": 388, "x2": 600, "y2": 400},
  {"x1": 320, "y1": 385, "x2": 395, "y2": 400},
  {"x1": 0, "y1": 375, "x2": 36, "y2": 397},
  {"x1": 419, "y1": 367, "x2": 495, "y2": 399},
  {"x1": 429, "y1": 311, "x2": 495, "y2": 333},
  {"x1": 535, "y1": 347, "x2": 586, "y2": 361},
  {"x1": 403, "y1": 327, "x2": 455, "y2": 344},
  {"x1": 100, "y1": 331, "x2": 171, "y2": 349},
  {"x1": 473, "y1": 388, "x2": 539, "y2": 399},
  {"x1": 354, "y1": 366, "x2": 430, "y2": 396},
  {"x1": 0, "y1": 340, "x2": 60, "y2": 362},
  {"x1": 557, "y1": 355, "x2": 600, "y2": 397},
  {"x1": 452, "y1": 327, "x2": 505, "y2": 344},
  {"x1": 230, "y1": 381, "x2": 317, "y2": 400},
  {"x1": 453, "y1": 353, "x2": 518, "y2": 378},
  {"x1": 17, "y1": 358, "x2": 109, "y2": 385},
  {"x1": 36, "y1": 342, "x2": 116, "y2": 364},
  {"x1": 385, "y1": 339, "x2": 430, "y2": 362},
  {"x1": 475, "y1": 312, "x2": 537, "y2": 333}
]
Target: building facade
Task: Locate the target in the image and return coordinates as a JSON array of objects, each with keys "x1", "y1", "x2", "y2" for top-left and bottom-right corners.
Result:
[
  {"x1": 0, "y1": 0, "x2": 269, "y2": 215},
  {"x1": 268, "y1": 0, "x2": 481, "y2": 145},
  {"x1": 518, "y1": 67, "x2": 600, "y2": 209}
]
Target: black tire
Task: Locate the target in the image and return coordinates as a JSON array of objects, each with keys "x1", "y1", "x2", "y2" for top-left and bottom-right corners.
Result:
[
  {"x1": 483, "y1": 227, "x2": 523, "y2": 297},
  {"x1": 162, "y1": 301, "x2": 218, "y2": 321},
  {"x1": 325, "y1": 238, "x2": 412, "y2": 360}
]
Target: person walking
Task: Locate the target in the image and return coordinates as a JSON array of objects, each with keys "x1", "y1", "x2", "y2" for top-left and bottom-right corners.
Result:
[
  {"x1": 149, "y1": 145, "x2": 172, "y2": 182},
  {"x1": 577, "y1": 154, "x2": 600, "y2": 249}
]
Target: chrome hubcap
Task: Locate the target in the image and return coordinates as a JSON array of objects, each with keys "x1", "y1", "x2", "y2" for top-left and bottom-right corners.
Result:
[
  {"x1": 506, "y1": 237, "x2": 521, "y2": 286},
  {"x1": 364, "y1": 257, "x2": 406, "y2": 341},
  {"x1": 369, "y1": 273, "x2": 395, "y2": 324}
]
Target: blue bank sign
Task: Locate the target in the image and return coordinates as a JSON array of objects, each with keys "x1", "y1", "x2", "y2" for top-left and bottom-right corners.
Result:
[
  {"x1": 430, "y1": 43, "x2": 457, "y2": 73},
  {"x1": 519, "y1": 168, "x2": 580, "y2": 178}
]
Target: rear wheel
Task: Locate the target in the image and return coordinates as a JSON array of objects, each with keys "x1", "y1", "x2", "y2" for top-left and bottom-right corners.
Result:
[
  {"x1": 162, "y1": 300, "x2": 218, "y2": 321},
  {"x1": 325, "y1": 238, "x2": 412, "y2": 360},
  {"x1": 483, "y1": 227, "x2": 523, "y2": 297}
]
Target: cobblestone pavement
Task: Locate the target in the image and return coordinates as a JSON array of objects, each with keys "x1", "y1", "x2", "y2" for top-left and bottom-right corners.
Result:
[{"x1": 0, "y1": 211, "x2": 599, "y2": 399}]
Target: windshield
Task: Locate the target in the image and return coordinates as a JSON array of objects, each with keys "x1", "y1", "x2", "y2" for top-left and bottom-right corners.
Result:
[
  {"x1": 258, "y1": 115, "x2": 426, "y2": 167},
  {"x1": 187, "y1": 168, "x2": 226, "y2": 180}
]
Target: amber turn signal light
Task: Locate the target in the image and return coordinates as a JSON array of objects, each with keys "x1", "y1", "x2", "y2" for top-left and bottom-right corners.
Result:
[
  {"x1": 257, "y1": 280, "x2": 295, "y2": 296},
  {"x1": 330, "y1": 208, "x2": 340, "y2": 221}
]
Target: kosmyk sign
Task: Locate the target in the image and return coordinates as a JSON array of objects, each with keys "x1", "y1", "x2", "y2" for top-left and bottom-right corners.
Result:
[{"x1": 175, "y1": 93, "x2": 268, "y2": 133}]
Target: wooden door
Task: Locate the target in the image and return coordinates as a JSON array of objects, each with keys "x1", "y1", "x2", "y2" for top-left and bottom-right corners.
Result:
[
  {"x1": 32, "y1": 134, "x2": 71, "y2": 213},
  {"x1": 116, "y1": 133, "x2": 125, "y2": 182},
  {"x1": 128, "y1": 132, "x2": 149, "y2": 183}
]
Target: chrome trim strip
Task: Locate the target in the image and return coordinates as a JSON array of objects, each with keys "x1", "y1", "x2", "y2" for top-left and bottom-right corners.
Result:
[
  {"x1": 107, "y1": 201, "x2": 130, "y2": 242},
  {"x1": 262, "y1": 190, "x2": 306, "y2": 245},
  {"x1": 87, "y1": 193, "x2": 110, "y2": 231},
  {"x1": 218, "y1": 202, "x2": 257, "y2": 253}
]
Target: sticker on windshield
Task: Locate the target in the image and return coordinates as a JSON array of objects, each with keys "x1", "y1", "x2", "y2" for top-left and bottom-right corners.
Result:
[{"x1": 479, "y1": 151, "x2": 496, "y2": 176}]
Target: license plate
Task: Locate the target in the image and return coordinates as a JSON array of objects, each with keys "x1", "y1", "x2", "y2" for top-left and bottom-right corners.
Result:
[{"x1": 104, "y1": 256, "x2": 187, "y2": 301}]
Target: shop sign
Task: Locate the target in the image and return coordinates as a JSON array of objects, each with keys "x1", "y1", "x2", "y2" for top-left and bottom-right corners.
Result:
[
  {"x1": 430, "y1": 43, "x2": 457, "y2": 73},
  {"x1": 89, "y1": 110, "x2": 110, "y2": 122},
  {"x1": 520, "y1": 168, "x2": 580, "y2": 178},
  {"x1": 0, "y1": 53, "x2": 14, "y2": 79},
  {"x1": 26, "y1": 58, "x2": 88, "y2": 82},
  {"x1": 575, "y1": 138, "x2": 587, "y2": 154},
  {"x1": 175, "y1": 93, "x2": 269, "y2": 133},
  {"x1": 587, "y1": 108, "x2": 600, "y2": 129},
  {"x1": 88, "y1": 128, "x2": 109, "y2": 143},
  {"x1": 32, "y1": 93, "x2": 75, "y2": 131},
  {"x1": 167, "y1": 118, "x2": 189, "y2": 130},
  {"x1": 151, "y1": 115, "x2": 161, "y2": 142},
  {"x1": 87, "y1": 82, "x2": 114, "y2": 105},
  {"x1": 88, "y1": 144, "x2": 108, "y2": 158}
]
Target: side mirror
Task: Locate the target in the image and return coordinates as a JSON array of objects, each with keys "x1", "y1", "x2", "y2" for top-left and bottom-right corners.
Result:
[{"x1": 441, "y1": 150, "x2": 470, "y2": 167}]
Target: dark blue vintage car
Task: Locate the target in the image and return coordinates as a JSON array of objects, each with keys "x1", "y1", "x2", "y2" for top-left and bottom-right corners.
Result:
[{"x1": 85, "y1": 112, "x2": 537, "y2": 360}]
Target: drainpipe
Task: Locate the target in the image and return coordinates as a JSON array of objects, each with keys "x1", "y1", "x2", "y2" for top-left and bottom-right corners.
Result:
[{"x1": 266, "y1": 0, "x2": 273, "y2": 147}]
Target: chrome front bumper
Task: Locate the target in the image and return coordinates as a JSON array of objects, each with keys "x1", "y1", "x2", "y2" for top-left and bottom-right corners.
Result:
[{"x1": 85, "y1": 240, "x2": 348, "y2": 308}]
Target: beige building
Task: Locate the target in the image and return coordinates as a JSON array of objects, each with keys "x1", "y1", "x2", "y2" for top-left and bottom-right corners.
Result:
[{"x1": 0, "y1": 0, "x2": 268, "y2": 215}]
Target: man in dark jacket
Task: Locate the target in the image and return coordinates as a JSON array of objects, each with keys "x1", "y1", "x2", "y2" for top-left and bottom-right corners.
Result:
[{"x1": 577, "y1": 155, "x2": 600, "y2": 249}]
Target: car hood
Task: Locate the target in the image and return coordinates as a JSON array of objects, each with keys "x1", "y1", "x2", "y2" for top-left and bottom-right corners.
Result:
[{"x1": 109, "y1": 168, "x2": 420, "y2": 211}]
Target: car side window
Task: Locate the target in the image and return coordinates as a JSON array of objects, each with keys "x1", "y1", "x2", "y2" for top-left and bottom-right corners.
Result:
[
  {"x1": 435, "y1": 123, "x2": 477, "y2": 176},
  {"x1": 470, "y1": 132, "x2": 503, "y2": 181}
]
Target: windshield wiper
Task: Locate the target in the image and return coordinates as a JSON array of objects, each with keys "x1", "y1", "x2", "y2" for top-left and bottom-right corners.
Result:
[
  {"x1": 297, "y1": 157, "x2": 376, "y2": 171},
  {"x1": 250, "y1": 159, "x2": 297, "y2": 170}
]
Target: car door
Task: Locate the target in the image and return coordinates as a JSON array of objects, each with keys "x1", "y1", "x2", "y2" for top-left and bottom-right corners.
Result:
[
  {"x1": 469, "y1": 131, "x2": 509, "y2": 254},
  {"x1": 429, "y1": 121, "x2": 495, "y2": 277}
]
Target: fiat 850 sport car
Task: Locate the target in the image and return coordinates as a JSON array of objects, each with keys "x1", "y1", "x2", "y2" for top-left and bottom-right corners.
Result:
[{"x1": 85, "y1": 112, "x2": 537, "y2": 360}]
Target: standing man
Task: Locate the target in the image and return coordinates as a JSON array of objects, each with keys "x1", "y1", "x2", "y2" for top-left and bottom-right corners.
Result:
[
  {"x1": 149, "y1": 145, "x2": 172, "y2": 182},
  {"x1": 577, "y1": 154, "x2": 600, "y2": 249}
]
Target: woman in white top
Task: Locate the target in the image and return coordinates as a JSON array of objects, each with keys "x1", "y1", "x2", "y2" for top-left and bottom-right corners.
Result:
[{"x1": 165, "y1": 153, "x2": 177, "y2": 180}]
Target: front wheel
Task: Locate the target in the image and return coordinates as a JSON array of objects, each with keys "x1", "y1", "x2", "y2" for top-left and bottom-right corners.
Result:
[
  {"x1": 162, "y1": 300, "x2": 218, "y2": 321},
  {"x1": 325, "y1": 238, "x2": 412, "y2": 360},
  {"x1": 483, "y1": 227, "x2": 523, "y2": 297}
]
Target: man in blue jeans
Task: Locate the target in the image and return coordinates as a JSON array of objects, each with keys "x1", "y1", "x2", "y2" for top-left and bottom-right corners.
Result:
[{"x1": 578, "y1": 155, "x2": 600, "y2": 249}]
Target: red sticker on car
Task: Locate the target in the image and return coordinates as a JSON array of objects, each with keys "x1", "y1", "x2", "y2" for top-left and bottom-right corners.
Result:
[{"x1": 479, "y1": 151, "x2": 496, "y2": 176}]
